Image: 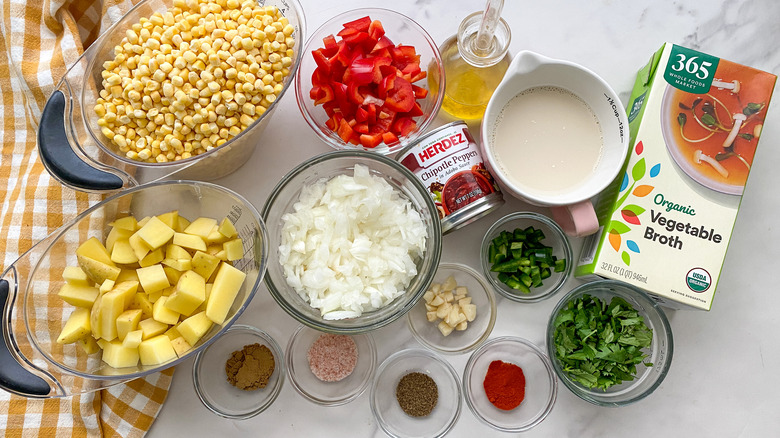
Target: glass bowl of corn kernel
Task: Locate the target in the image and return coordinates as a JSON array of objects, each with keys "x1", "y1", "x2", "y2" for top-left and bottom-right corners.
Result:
[{"x1": 36, "y1": 0, "x2": 306, "y2": 192}]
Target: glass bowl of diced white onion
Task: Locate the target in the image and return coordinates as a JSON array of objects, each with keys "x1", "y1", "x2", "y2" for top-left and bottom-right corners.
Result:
[{"x1": 261, "y1": 150, "x2": 442, "y2": 334}]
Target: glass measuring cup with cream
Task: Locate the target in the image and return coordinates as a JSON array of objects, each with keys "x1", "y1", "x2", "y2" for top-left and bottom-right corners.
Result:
[{"x1": 480, "y1": 51, "x2": 630, "y2": 237}]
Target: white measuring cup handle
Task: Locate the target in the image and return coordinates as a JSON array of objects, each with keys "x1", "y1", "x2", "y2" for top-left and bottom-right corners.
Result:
[{"x1": 550, "y1": 201, "x2": 600, "y2": 237}]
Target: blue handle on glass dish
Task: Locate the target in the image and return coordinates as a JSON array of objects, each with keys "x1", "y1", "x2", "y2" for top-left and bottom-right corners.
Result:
[{"x1": 37, "y1": 90, "x2": 124, "y2": 192}]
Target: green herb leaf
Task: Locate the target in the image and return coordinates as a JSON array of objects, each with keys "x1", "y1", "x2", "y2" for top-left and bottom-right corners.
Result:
[
  {"x1": 738, "y1": 133, "x2": 754, "y2": 141},
  {"x1": 552, "y1": 294, "x2": 654, "y2": 391},
  {"x1": 678, "y1": 102, "x2": 691, "y2": 111},
  {"x1": 743, "y1": 102, "x2": 764, "y2": 116},
  {"x1": 701, "y1": 113, "x2": 717, "y2": 127},
  {"x1": 677, "y1": 112, "x2": 687, "y2": 126}
]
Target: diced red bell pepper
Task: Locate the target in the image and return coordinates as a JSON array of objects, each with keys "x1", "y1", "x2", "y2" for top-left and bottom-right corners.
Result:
[
  {"x1": 359, "y1": 132, "x2": 383, "y2": 148},
  {"x1": 392, "y1": 117, "x2": 417, "y2": 137},
  {"x1": 353, "y1": 122, "x2": 370, "y2": 134},
  {"x1": 368, "y1": 20, "x2": 385, "y2": 40},
  {"x1": 313, "y1": 84, "x2": 334, "y2": 106},
  {"x1": 384, "y1": 76, "x2": 415, "y2": 113},
  {"x1": 411, "y1": 84, "x2": 428, "y2": 99},
  {"x1": 366, "y1": 103, "x2": 377, "y2": 124},
  {"x1": 355, "y1": 106, "x2": 369, "y2": 123},
  {"x1": 321, "y1": 34, "x2": 339, "y2": 57},
  {"x1": 348, "y1": 57, "x2": 378, "y2": 85},
  {"x1": 342, "y1": 16, "x2": 371, "y2": 32},
  {"x1": 372, "y1": 36, "x2": 394, "y2": 53},
  {"x1": 404, "y1": 102, "x2": 424, "y2": 118},
  {"x1": 337, "y1": 118, "x2": 355, "y2": 142}
]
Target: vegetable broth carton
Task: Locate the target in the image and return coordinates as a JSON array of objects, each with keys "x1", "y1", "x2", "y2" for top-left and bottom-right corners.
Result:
[{"x1": 576, "y1": 43, "x2": 776, "y2": 310}]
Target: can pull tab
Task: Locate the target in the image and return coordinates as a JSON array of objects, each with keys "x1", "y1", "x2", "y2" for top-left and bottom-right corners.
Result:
[
  {"x1": 0, "y1": 279, "x2": 51, "y2": 397},
  {"x1": 37, "y1": 90, "x2": 124, "y2": 192}
]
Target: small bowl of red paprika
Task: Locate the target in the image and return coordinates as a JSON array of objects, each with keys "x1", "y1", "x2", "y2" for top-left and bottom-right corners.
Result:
[
  {"x1": 462, "y1": 336, "x2": 557, "y2": 433},
  {"x1": 295, "y1": 8, "x2": 445, "y2": 155}
]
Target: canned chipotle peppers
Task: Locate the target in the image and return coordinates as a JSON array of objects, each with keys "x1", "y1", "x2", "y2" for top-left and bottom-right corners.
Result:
[{"x1": 397, "y1": 122, "x2": 503, "y2": 234}]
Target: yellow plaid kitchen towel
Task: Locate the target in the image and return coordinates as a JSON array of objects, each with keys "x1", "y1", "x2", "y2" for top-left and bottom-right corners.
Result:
[{"x1": 0, "y1": 0, "x2": 174, "y2": 436}]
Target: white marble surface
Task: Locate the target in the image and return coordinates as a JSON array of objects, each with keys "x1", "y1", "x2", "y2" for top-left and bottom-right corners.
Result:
[{"x1": 149, "y1": 0, "x2": 780, "y2": 436}]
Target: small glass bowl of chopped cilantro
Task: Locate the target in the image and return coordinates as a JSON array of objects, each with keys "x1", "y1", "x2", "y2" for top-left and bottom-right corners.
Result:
[
  {"x1": 546, "y1": 280, "x2": 674, "y2": 407},
  {"x1": 480, "y1": 212, "x2": 572, "y2": 303}
]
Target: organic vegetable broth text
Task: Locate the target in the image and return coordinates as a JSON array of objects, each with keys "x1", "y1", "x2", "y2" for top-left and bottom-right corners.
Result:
[{"x1": 576, "y1": 44, "x2": 776, "y2": 310}]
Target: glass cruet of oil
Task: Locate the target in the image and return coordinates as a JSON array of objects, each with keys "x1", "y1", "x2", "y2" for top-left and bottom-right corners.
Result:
[{"x1": 429, "y1": 0, "x2": 512, "y2": 120}]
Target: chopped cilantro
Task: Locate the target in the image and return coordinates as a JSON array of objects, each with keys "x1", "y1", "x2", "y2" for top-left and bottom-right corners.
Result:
[{"x1": 553, "y1": 294, "x2": 653, "y2": 391}]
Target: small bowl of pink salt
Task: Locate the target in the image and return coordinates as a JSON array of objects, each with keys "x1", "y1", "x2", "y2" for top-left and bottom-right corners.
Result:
[{"x1": 285, "y1": 325, "x2": 377, "y2": 406}]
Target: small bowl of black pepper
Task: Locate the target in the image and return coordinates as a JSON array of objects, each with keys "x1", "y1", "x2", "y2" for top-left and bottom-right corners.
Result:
[
  {"x1": 370, "y1": 348, "x2": 462, "y2": 437},
  {"x1": 192, "y1": 324, "x2": 285, "y2": 419}
]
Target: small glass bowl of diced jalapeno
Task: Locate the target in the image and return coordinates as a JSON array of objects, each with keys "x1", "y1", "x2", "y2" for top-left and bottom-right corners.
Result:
[{"x1": 480, "y1": 212, "x2": 572, "y2": 303}]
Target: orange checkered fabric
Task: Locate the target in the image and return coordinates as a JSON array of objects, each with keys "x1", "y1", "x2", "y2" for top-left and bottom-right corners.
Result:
[{"x1": 0, "y1": 0, "x2": 174, "y2": 436}]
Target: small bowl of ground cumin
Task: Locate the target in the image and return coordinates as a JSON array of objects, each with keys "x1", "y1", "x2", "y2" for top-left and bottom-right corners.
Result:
[
  {"x1": 286, "y1": 325, "x2": 377, "y2": 406},
  {"x1": 370, "y1": 348, "x2": 462, "y2": 437},
  {"x1": 193, "y1": 324, "x2": 285, "y2": 419}
]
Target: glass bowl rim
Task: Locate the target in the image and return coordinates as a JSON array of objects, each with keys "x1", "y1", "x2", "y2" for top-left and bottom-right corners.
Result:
[
  {"x1": 545, "y1": 279, "x2": 675, "y2": 407},
  {"x1": 369, "y1": 347, "x2": 463, "y2": 438},
  {"x1": 260, "y1": 149, "x2": 443, "y2": 334},
  {"x1": 284, "y1": 324, "x2": 378, "y2": 406},
  {"x1": 462, "y1": 335, "x2": 558, "y2": 433},
  {"x1": 293, "y1": 7, "x2": 446, "y2": 155},
  {"x1": 406, "y1": 262, "x2": 497, "y2": 355},
  {"x1": 192, "y1": 324, "x2": 286, "y2": 419},
  {"x1": 480, "y1": 211, "x2": 573, "y2": 303}
]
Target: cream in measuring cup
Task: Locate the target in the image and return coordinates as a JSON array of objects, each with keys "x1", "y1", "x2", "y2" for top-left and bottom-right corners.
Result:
[{"x1": 481, "y1": 51, "x2": 630, "y2": 237}]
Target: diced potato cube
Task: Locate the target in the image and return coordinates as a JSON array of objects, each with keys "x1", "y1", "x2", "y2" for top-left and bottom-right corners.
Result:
[
  {"x1": 205, "y1": 263, "x2": 246, "y2": 324},
  {"x1": 152, "y1": 296, "x2": 181, "y2": 325},
  {"x1": 156, "y1": 211, "x2": 179, "y2": 230},
  {"x1": 205, "y1": 226, "x2": 228, "y2": 244},
  {"x1": 112, "y1": 281, "x2": 140, "y2": 308},
  {"x1": 139, "y1": 247, "x2": 164, "y2": 267},
  {"x1": 455, "y1": 321, "x2": 468, "y2": 331},
  {"x1": 139, "y1": 335, "x2": 177, "y2": 366},
  {"x1": 166, "y1": 244, "x2": 192, "y2": 261},
  {"x1": 161, "y1": 286, "x2": 176, "y2": 297},
  {"x1": 218, "y1": 218, "x2": 238, "y2": 239},
  {"x1": 110, "y1": 239, "x2": 138, "y2": 265},
  {"x1": 136, "y1": 265, "x2": 169, "y2": 294},
  {"x1": 77, "y1": 254, "x2": 120, "y2": 285},
  {"x1": 115, "y1": 309, "x2": 143, "y2": 340},
  {"x1": 424, "y1": 303, "x2": 435, "y2": 312},
  {"x1": 191, "y1": 251, "x2": 219, "y2": 280},
  {"x1": 136, "y1": 216, "x2": 151, "y2": 228},
  {"x1": 458, "y1": 297, "x2": 472, "y2": 307},
  {"x1": 58, "y1": 284, "x2": 99, "y2": 308},
  {"x1": 137, "y1": 216, "x2": 175, "y2": 250},
  {"x1": 165, "y1": 270, "x2": 205, "y2": 316},
  {"x1": 170, "y1": 336, "x2": 192, "y2": 357},
  {"x1": 138, "y1": 318, "x2": 168, "y2": 340},
  {"x1": 173, "y1": 232, "x2": 207, "y2": 252},
  {"x1": 441, "y1": 275, "x2": 457, "y2": 292},
  {"x1": 99, "y1": 279, "x2": 115, "y2": 294},
  {"x1": 426, "y1": 311, "x2": 438, "y2": 322},
  {"x1": 101, "y1": 340, "x2": 140, "y2": 368},
  {"x1": 110, "y1": 216, "x2": 138, "y2": 232},
  {"x1": 123, "y1": 329, "x2": 143, "y2": 349},
  {"x1": 91, "y1": 295, "x2": 103, "y2": 339},
  {"x1": 76, "y1": 237, "x2": 114, "y2": 266},
  {"x1": 222, "y1": 239, "x2": 243, "y2": 261},
  {"x1": 184, "y1": 217, "x2": 217, "y2": 239},
  {"x1": 63, "y1": 266, "x2": 90, "y2": 286},
  {"x1": 430, "y1": 295, "x2": 444, "y2": 307},
  {"x1": 162, "y1": 265, "x2": 182, "y2": 285},
  {"x1": 130, "y1": 293, "x2": 153, "y2": 318},
  {"x1": 128, "y1": 232, "x2": 151, "y2": 261},
  {"x1": 423, "y1": 290, "x2": 434, "y2": 303},
  {"x1": 147, "y1": 289, "x2": 163, "y2": 303},
  {"x1": 214, "y1": 250, "x2": 227, "y2": 261},
  {"x1": 177, "y1": 311, "x2": 213, "y2": 346},
  {"x1": 164, "y1": 326, "x2": 182, "y2": 340},
  {"x1": 462, "y1": 303, "x2": 477, "y2": 322},
  {"x1": 78, "y1": 336, "x2": 100, "y2": 354},
  {"x1": 441, "y1": 291, "x2": 454, "y2": 304},
  {"x1": 116, "y1": 268, "x2": 139, "y2": 284},
  {"x1": 56, "y1": 308, "x2": 91, "y2": 344},
  {"x1": 438, "y1": 321, "x2": 454, "y2": 336},
  {"x1": 176, "y1": 216, "x2": 191, "y2": 233},
  {"x1": 431, "y1": 283, "x2": 441, "y2": 294},
  {"x1": 161, "y1": 258, "x2": 192, "y2": 272},
  {"x1": 455, "y1": 286, "x2": 468, "y2": 297},
  {"x1": 100, "y1": 288, "x2": 128, "y2": 341}
]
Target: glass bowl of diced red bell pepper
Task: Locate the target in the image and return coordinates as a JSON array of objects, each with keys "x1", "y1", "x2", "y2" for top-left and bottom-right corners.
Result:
[{"x1": 295, "y1": 8, "x2": 445, "y2": 154}]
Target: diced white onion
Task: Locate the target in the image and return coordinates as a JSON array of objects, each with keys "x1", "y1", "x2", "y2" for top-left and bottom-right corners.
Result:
[{"x1": 279, "y1": 164, "x2": 427, "y2": 320}]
